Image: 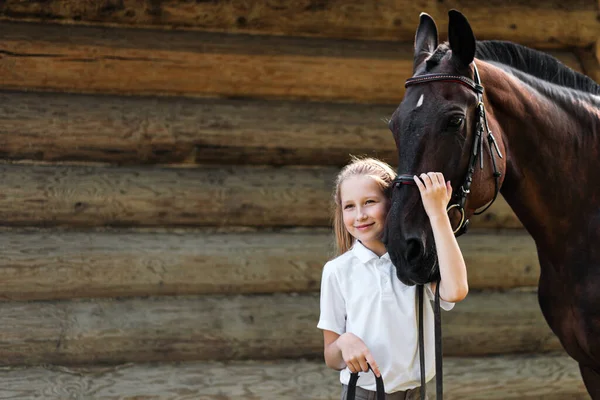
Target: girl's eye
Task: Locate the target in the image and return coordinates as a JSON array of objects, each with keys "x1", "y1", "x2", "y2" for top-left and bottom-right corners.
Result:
[
  {"x1": 448, "y1": 116, "x2": 464, "y2": 128},
  {"x1": 344, "y1": 205, "x2": 354, "y2": 210}
]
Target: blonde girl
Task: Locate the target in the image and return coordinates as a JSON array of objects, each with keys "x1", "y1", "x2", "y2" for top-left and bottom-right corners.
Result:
[{"x1": 318, "y1": 157, "x2": 468, "y2": 399}]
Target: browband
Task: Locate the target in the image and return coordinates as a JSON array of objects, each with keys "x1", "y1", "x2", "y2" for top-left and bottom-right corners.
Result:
[{"x1": 405, "y1": 73, "x2": 484, "y2": 94}]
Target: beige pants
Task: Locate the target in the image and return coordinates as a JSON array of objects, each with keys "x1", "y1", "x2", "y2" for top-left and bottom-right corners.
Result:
[{"x1": 340, "y1": 384, "x2": 427, "y2": 400}]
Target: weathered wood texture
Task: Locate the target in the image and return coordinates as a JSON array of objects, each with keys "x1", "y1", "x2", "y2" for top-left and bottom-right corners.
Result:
[
  {"x1": 0, "y1": 291, "x2": 560, "y2": 365},
  {"x1": 0, "y1": 22, "x2": 587, "y2": 103},
  {"x1": 0, "y1": 355, "x2": 588, "y2": 400},
  {"x1": 0, "y1": 164, "x2": 522, "y2": 229},
  {"x1": 0, "y1": 91, "x2": 397, "y2": 166},
  {"x1": 203, "y1": 356, "x2": 588, "y2": 399},
  {"x1": 577, "y1": 44, "x2": 600, "y2": 84},
  {"x1": 0, "y1": 163, "x2": 333, "y2": 228},
  {"x1": 0, "y1": 229, "x2": 538, "y2": 301},
  {"x1": 0, "y1": 0, "x2": 597, "y2": 49}
]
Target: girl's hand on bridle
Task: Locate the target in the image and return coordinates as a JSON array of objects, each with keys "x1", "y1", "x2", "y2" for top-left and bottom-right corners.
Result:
[
  {"x1": 414, "y1": 172, "x2": 452, "y2": 219},
  {"x1": 336, "y1": 332, "x2": 381, "y2": 377}
]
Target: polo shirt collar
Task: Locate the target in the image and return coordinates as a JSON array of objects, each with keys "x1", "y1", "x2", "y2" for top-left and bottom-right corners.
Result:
[{"x1": 352, "y1": 240, "x2": 391, "y2": 263}]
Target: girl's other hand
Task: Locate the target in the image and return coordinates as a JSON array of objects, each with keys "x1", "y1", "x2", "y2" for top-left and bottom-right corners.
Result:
[
  {"x1": 336, "y1": 332, "x2": 381, "y2": 377},
  {"x1": 414, "y1": 172, "x2": 452, "y2": 218}
]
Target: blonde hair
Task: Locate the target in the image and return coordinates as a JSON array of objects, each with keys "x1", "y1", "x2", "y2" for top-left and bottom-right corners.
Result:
[{"x1": 332, "y1": 157, "x2": 397, "y2": 256}]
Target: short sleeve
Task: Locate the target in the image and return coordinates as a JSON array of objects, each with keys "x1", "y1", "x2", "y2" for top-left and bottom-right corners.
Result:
[
  {"x1": 317, "y1": 262, "x2": 346, "y2": 335},
  {"x1": 425, "y1": 282, "x2": 455, "y2": 311}
]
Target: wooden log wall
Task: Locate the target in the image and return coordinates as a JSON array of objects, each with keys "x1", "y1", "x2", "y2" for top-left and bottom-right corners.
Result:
[{"x1": 0, "y1": 2, "x2": 597, "y2": 398}]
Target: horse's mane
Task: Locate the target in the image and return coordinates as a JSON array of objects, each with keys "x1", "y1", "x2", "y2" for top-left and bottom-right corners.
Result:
[{"x1": 475, "y1": 41, "x2": 600, "y2": 96}]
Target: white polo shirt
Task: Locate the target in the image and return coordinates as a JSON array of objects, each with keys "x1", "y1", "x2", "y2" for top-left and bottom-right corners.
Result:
[{"x1": 317, "y1": 241, "x2": 454, "y2": 393}]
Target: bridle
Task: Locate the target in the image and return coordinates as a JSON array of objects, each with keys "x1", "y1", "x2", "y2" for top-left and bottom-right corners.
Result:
[
  {"x1": 391, "y1": 61, "x2": 504, "y2": 400},
  {"x1": 394, "y1": 61, "x2": 504, "y2": 236}
]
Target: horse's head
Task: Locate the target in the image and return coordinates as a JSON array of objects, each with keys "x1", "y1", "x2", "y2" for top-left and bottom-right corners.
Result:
[{"x1": 384, "y1": 10, "x2": 506, "y2": 285}]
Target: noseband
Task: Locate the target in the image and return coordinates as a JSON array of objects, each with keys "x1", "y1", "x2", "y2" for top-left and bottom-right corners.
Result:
[{"x1": 394, "y1": 62, "x2": 503, "y2": 236}]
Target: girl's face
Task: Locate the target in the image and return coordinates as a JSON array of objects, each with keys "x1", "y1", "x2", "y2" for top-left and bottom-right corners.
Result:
[{"x1": 340, "y1": 175, "x2": 390, "y2": 256}]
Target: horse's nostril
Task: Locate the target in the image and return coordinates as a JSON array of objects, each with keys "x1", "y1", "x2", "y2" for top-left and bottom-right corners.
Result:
[{"x1": 406, "y1": 239, "x2": 423, "y2": 264}]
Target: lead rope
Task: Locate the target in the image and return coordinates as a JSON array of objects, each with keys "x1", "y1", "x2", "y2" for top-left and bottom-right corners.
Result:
[{"x1": 419, "y1": 280, "x2": 443, "y2": 400}]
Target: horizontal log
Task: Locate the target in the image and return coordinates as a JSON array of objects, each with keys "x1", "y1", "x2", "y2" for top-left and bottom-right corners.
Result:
[
  {"x1": 0, "y1": 164, "x2": 522, "y2": 229},
  {"x1": 0, "y1": 22, "x2": 587, "y2": 103},
  {"x1": 0, "y1": 164, "x2": 334, "y2": 228},
  {"x1": 0, "y1": 229, "x2": 538, "y2": 301},
  {"x1": 0, "y1": 91, "x2": 397, "y2": 166},
  {"x1": 0, "y1": 291, "x2": 560, "y2": 365},
  {"x1": 0, "y1": 21, "x2": 410, "y2": 103},
  {"x1": 458, "y1": 231, "x2": 539, "y2": 288},
  {"x1": 0, "y1": 1, "x2": 597, "y2": 49},
  {"x1": 200, "y1": 356, "x2": 588, "y2": 399},
  {"x1": 0, "y1": 355, "x2": 587, "y2": 399}
]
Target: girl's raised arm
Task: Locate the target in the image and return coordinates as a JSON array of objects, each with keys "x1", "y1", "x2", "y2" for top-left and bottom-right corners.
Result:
[{"x1": 414, "y1": 172, "x2": 469, "y2": 303}]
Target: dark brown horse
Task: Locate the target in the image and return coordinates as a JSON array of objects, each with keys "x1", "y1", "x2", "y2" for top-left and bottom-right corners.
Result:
[{"x1": 383, "y1": 10, "x2": 600, "y2": 398}]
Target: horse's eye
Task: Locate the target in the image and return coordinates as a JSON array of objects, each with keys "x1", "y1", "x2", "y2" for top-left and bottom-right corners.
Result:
[{"x1": 448, "y1": 116, "x2": 464, "y2": 128}]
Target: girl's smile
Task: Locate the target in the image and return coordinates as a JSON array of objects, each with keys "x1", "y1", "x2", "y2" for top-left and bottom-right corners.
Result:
[{"x1": 355, "y1": 222, "x2": 375, "y2": 230}]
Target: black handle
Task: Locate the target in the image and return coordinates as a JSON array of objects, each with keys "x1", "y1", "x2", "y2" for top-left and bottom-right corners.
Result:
[{"x1": 347, "y1": 365, "x2": 385, "y2": 400}]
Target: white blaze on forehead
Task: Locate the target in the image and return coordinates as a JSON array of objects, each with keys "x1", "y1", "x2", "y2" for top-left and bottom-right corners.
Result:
[{"x1": 416, "y1": 94, "x2": 424, "y2": 108}]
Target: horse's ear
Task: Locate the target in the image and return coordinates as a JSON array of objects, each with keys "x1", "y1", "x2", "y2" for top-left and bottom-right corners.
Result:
[
  {"x1": 413, "y1": 13, "x2": 438, "y2": 68},
  {"x1": 448, "y1": 10, "x2": 476, "y2": 67}
]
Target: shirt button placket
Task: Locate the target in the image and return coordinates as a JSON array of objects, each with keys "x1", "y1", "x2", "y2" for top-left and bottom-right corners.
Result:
[{"x1": 378, "y1": 261, "x2": 392, "y2": 296}]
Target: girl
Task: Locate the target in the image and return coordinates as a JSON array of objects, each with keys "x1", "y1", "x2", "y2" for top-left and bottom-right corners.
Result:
[{"x1": 317, "y1": 157, "x2": 469, "y2": 399}]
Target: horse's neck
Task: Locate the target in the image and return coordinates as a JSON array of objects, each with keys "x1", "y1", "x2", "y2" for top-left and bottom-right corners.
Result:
[{"x1": 483, "y1": 64, "x2": 600, "y2": 251}]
